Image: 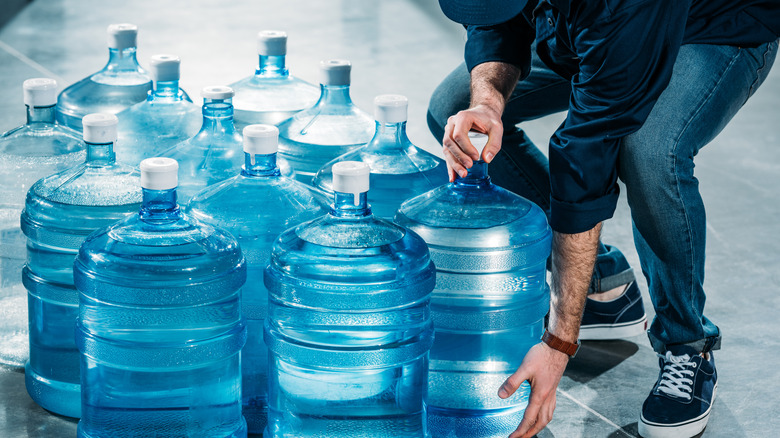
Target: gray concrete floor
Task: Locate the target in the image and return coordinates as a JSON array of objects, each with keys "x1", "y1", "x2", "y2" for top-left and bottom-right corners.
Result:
[{"x1": 0, "y1": 1, "x2": 778, "y2": 437}]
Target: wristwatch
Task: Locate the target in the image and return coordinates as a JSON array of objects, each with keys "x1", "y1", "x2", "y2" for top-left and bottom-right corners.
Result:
[{"x1": 541, "y1": 329, "x2": 580, "y2": 358}]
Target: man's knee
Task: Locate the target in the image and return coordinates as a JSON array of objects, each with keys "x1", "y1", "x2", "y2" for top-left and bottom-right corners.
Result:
[{"x1": 427, "y1": 63, "x2": 471, "y2": 141}]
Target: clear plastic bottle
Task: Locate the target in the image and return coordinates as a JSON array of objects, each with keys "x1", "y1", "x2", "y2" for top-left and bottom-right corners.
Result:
[
  {"x1": 264, "y1": 161, "x2": 434, "y2": 438},
  {"x1": 162, "y1": 86, "x2": 291, "y2": 203},
  {"x1": 0, "y1": 78, "x2": 84, "y2": 368},
  {"x1": 22, "y1": 113, "x2": 141, "y2": 418},
  {"x1": 56, "y1": 23, "x2": 152, "y2": 132},
  {"x1": 394, "y1": 133, "x2": 552, "y2": 438},
  {"x1": 277, "y1": 60, "x2": 374, "y2": 184},
  {"x1": 74, "y1": 157, "x2": 247, "y2": 438},
  {"x1": 187, "y1": 124, "x2": 326, "y2": 435},
  {"x1": 229, "y1": 31, "x2": 320, "y2": 131},
  {"x1": 116, "y1": 54, "x2": 199, "y2": 166},
  {"x1": 313, "y1": 95, "x2": 449, "y2": 219}
]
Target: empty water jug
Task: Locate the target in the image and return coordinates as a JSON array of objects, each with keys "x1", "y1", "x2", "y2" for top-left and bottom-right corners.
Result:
[
  {"x1": 313, "y1": 94, "x2": 448, "y2": 218},
  {"x1": 56, "y1": 24, "x2": 152, "y2": 131},
  {"x1": 22, "y1": 113, "x2": 141, "y2": 418},
  {"x1": 116, "y1": 54, "x2": 199, "y2": 165},
  {"x1": 74, "y1": 157, "x2": 247, "y2": 437},
  {"x1": 277, "y1": 60, "x2": 374, "y2": 184},
  {"x1": 0, "y1": 78, "x2": 84, "y2": 367},
  {"x1": 264, "y1": 161, "x2": 435, "y2": 438},
  {"x1": 229, "y1": 31, "x2": 319, "y2": 130},
  {"x1": 394, "y1": 132, "x2": 551, "y2": 438},
  {"x1": 187, "y1": 124, "x2": 326, "y2": 434}
]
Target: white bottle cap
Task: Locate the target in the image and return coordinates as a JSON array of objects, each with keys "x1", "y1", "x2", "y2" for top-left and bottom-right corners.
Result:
[
  {"x1": 374, "y1": 94, "x2": 408, "y2": 124},
  {"x1": 469, "y1": 131, "x2": 489, "y2": 156},
  {"x1": 140, "y1": 157, "x2": 178, "y2": 190},
  {"x1": 82, "y1": 113, "x2": 118, "y2": 143},
  {"x1": 333, "y1": 161, "x2": 370, "y2": 205},
  {"x1": 107, "y1": 23, "x2": 138, "y2": 50},
  {"x1": 23, "y1": 78, "x2": 57, "y2": 107},
  {"x1": 243, "y1": 124, "x2": 279, "y2": 155},
  {"x1": 257, "y1": 30, "x2": 287, "y2": 56},
  {"x1": 319, "y1": 59, "x2": 351, "y2": 86},
  {"x1": 150, "y1": 54, "x2": 180, "y2": 82},
  {"x1": 201, "y1": 86, "x2": 235, "y2": 100}
]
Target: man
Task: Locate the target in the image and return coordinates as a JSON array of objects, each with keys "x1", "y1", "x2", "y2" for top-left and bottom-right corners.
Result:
[{"x1": 429, "y1": 0, "x2": 779, "y2": 437}]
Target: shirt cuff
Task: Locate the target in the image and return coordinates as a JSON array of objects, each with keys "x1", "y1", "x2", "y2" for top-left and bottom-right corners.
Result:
[{"x1": 549, "y1": 192, "x2": 619, "y2": 234}]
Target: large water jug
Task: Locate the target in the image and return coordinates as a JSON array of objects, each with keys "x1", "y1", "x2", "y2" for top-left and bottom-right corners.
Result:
[
  {"x1": 394, "y1": 132, "x2": 551, "y2": 438},
  {"x1": 74, "y1": 157, "x2": 247, "y2": 437},
  {"x1": 313, "y1": 95, "x2": 448, "y2": 218},
  {"x1": 264, "y1": 161, "x2": 435, "y2": 438},
  {"x1": 229, "y1": 31, "x2": 319, "y2": 130},
  {"x1": 22, "y1": 113, "x2": 141, "y2": 418},
  {"x1": 162, "y1": 86, "x2": 291, "y2": 203},
  {"x1": 55, "y1": 24, "x2": 152, "y2": 132},
  {"x1": 116, "y1": 54, "x2": 199, "y2": 166},
  {"x1": 0, "y1": 78, "x2": 84, "y2": 367},
  {"x1": 277, "y1": 60, "x2": 374, "y2": 184},
  {"x1": 187, "y1": 124, "x2": 326, "y2": 434}
]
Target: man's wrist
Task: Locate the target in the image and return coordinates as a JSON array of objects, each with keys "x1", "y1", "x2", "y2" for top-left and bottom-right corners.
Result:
[{"x1": 541, "y1": 329, "x2": 580, "y2": 358}]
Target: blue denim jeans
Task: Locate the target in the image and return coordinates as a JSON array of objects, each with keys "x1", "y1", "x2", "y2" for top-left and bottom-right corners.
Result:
[{"x1": 427, "y1": 40, "x2": 778, "y2": 353}]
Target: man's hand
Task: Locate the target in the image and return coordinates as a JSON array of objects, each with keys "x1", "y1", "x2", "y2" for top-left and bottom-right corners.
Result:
[
  {"x1": 442, "y1": 104, "x2": 504, "y2": 180},
  {"x1": 498, "y1": 343, "x2": 569, "y2": 438},
  {"x1": 440, "y1": 61, "x2": 521, "y2": 181}
]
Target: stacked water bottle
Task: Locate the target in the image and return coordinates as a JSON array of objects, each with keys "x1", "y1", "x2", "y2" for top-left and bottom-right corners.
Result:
[{"x1": 0, "y1": 22, "x2": 552, "y2": 438}]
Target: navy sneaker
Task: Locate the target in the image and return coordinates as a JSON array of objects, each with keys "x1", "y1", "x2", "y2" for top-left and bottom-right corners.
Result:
[
  {"x1": 639, "y1": 348, "x2": 717, "y2": 438},
  {"x1": 579, "y1": 281, "x2": 647, "y2": 340}
]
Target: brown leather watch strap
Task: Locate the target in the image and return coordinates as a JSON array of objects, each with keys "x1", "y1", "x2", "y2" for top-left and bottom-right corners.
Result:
[{"x1": 541, "y1": 329, "x2": 580, "y2": 358}]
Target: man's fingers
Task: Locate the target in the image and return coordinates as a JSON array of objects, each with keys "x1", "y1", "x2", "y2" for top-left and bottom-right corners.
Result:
[
  {"x1": 450, "y1": 120, "x2": 480, "y2": 162},
  {"x1": 442, "y1": 148, "x2": 460, "y2": 182},
  {"x1": 482, "y1": 127, "x2": 503, "y2": 163},
  {"x1": 498, "y1": 367, "x2": 528, "y2": 399}
]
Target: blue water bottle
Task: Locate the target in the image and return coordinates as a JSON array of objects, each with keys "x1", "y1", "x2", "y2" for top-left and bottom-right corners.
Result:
[
  {"x1": 74, "y1": 157, "x2": 247, "y2": 437},
  {"x1": 277, "y1": 60, "x2": 374, "y2": 184},
  {"x1": 264, "y1": 161, "x2": 435, "y2": 437},
  {"x1": 116, "y1": 54, "x2": 200, "y2": 165},
  {"x1": 22, "y1": 113, "x2": 141, "y2": 418},
  {"x1": 313, "y1": 94, "x2": 449, "y2": 218},
  {"x1": 395, "y1": 132, "x2": 552, "y2": 438},
  {"x1": 0, "y1": 78, "x2": 84, "y2": 368},
  {"x1": 187, "y1": 124, "x2": 326, "y2": 434},
  {"x1": 56, "y1": 24, "x2": 152, "y2": 131},
  {"x1": 229, "y1": 31, "x2": 320, "y2": 130}
]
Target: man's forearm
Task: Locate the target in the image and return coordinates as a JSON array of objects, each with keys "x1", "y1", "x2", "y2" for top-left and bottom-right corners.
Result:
[
  {"x1": 470, "y1": 61, "x2": 522, "y2": 114},
  {"x1": 548, "y1": 223, "x2": 602, "y2": 343}
]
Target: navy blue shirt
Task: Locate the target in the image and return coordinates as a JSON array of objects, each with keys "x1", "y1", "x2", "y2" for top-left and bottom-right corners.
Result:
[{"x1": 463, "y1": 0, "x2": 780, "y2": 234}]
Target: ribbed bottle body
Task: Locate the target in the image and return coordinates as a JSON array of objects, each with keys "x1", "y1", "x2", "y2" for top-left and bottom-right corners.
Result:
[
  {"x1": 22, "y1": 161, "x2": 140, "y2": 417},
  {"x1": 0, "y1": 118, "x2": 84, "y2": 367},
  {"x1": 74, "y1": 208, "x2": 247, "y2": 438},
  {"x1": 187, "y1": 171, "x2": 325, "y2": 434},
  {"x1": 395, "y1": 168, "x2": 552, "y2": 438},
  {"x1": 264, "y1": 211, "x2": 435, "y2": 437}
]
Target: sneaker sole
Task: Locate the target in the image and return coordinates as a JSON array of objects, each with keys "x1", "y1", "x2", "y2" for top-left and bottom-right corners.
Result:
[
  {"x1": 578, "y1": 315, "x2": 647, "y2": 340},
  {"x1": 638, "y1": 383, "x2": 718, "y2": 438}
]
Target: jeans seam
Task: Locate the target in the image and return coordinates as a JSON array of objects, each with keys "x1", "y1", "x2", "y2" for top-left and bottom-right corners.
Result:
[
  {"x1": 746, "y1": 41, "x2": 777, "y2": 104},
  {"x1": 670, "y1": 49, "x2": 742, "y2": 341}
]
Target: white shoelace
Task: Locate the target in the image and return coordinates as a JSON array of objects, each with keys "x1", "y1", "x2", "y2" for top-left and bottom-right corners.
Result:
[{"x1": 656, "y1": 351, "x2": 696, "y2": 400}]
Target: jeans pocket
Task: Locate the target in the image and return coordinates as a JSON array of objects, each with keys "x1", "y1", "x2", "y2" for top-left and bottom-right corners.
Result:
[{"x1": 747, "y1": 39, "x2": 779, "y2": 101}]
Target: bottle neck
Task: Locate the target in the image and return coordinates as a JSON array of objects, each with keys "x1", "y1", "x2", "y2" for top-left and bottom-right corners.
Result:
[
  {"x1": 331, "y1": 191, "x2": 371, "y2": 217},
  {"x1": 316, "y1": 85, "x2": 353, "y2": 107},
  {"x1": 140, "y1": 188, "x2": 181, "y2": 220},
  {"x1": 26, "y1": 105, "x2": 56, "y2": 125},
  {"x1": 256, "y1": 55, "x2": 289, "y2": 78},
  {"x1": 150, "y1": 80, "x2": 182, "y2": 101},
  {"x1": 366, "y1": 121, "x2": 409, "y2": 151},
  {"x1": 242, "y1": 152, "x2": 281, "y2": 177},
  {"x1": 455, "y1": 161, "x2": 491, "y2": 188},
  {"x1": 85, "y1": 141, "x2": 116, "y2": 166},
  {"x1": 199, "y1": 99, "x2": 236, "y2": 134},
  {"x1": 105, "y1": 47, "x2": 141, "y2": 72}
]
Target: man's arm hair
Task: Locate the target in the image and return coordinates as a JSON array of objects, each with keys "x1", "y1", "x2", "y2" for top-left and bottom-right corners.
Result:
[{"x1": 470, "y1": 61, "x2": 522, "y2": 114}]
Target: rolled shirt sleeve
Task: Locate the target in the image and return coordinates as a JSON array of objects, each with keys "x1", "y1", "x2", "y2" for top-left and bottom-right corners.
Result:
[
  {"x1": 549, "y1": 0, "x2": 691, "y2": 233},
  {"x1": 464, "y1": 8, "x2": 536, "y2": 79}
]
